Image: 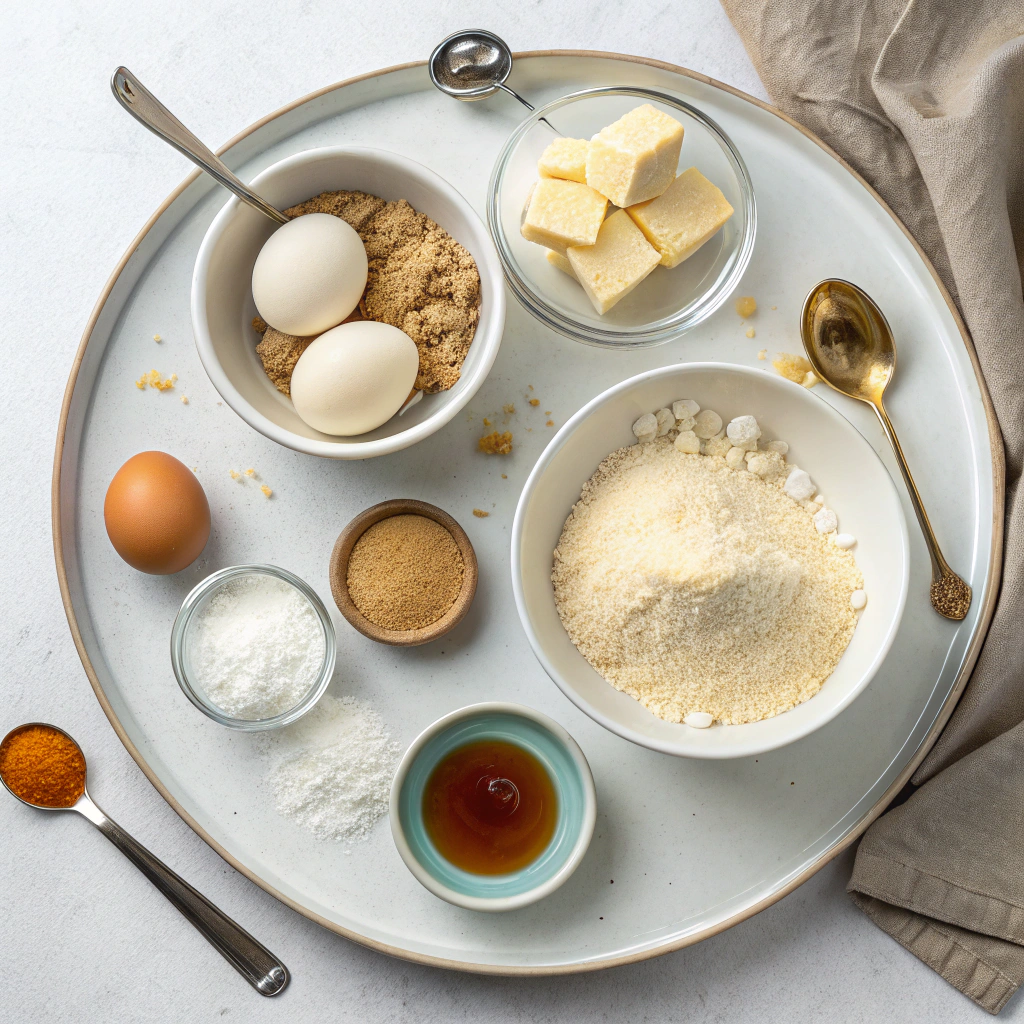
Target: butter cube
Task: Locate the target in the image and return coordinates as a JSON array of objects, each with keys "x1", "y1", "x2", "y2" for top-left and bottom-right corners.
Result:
[
  {"x1": 566, "y1": 209, "x2": 661, "y2": 314},
  {"x1": 537, "y1": 138, "x2": 589, "y2": 183},
  {"x1": 521, "y1": 178, "x2": 608, "y2": 256},
  {"x1": 545, "y1": 248, "x2": 577, "y2": 279},
  {"x1": 627, "y1": 168, "x2": 734, "y2": 267},
  {"x1": 585, "y1": 104, "x2": 684, "y2": 208}
]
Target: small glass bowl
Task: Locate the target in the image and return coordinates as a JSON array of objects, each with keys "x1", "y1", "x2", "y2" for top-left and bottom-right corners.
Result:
[
  {"x1": 170, "y1": 564, "x2": 337, "y2": 730},
  {"x1": 487, "y1": 86, "x2": 756, "y2": 348}
]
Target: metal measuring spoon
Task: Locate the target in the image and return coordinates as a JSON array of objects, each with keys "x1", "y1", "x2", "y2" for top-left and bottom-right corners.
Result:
[
  {"x1": 428, "y1": 30, "x2": 558, "y2": 132},
  {"x1": 800, "y1": 279, "x2": 972, "y2": 620},
  {"x1": 111, "y1": 68, "x2": 288, "y2": 225},
  {"x1": 0, "y1": 722, "x2": 289, "y2": 995}
]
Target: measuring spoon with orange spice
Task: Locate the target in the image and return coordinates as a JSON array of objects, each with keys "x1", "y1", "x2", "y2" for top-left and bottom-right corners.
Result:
[{"x1": 0, "y1": 723, "x2": 289, "y2": 995}]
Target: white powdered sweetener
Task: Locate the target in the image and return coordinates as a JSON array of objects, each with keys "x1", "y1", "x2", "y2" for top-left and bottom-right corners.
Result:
[
  {"x1": 189, "y1": 574, "x2": 324, "y2": 719},
  {"x1": 265, "y1": 695, "x2": 399, "y2": 843}
]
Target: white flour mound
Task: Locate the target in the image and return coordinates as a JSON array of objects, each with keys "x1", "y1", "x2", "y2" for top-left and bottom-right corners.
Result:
[{"x1": 266, "y1": 695, "x2": 400, "y2": 843}]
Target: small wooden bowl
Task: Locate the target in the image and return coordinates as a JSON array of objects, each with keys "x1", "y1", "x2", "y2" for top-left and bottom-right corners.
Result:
[{"x1": 329, "y1": 499, "x2": 478, "y2": 647}]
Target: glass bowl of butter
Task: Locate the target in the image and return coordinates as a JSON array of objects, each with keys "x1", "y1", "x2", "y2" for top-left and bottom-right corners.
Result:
[{"x1": 487, "y1": 87, "x2": 755, "y2": 348}]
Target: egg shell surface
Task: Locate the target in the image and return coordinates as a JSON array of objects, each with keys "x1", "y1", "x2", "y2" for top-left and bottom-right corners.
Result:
[
  {"x1": 289, "y1": 321, "x2": 419, "y2": 436},
  {"x1": 251, "y1": 213, "x2": 367, "y2": 337},
  {"x1": 103, "y1": 451, "x2": 211, "y2": 574}
]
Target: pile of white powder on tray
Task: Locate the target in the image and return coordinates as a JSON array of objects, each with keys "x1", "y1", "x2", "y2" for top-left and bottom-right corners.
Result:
[
  {"x1": 264, "y1": 694, "x2": 400, "y2": 843},
  {"x1": 189, "y1": 573, "x2": 325, "y2": 720},
  {"x1": 552, "y1": 403, "x2": 864, "y2": 726}
]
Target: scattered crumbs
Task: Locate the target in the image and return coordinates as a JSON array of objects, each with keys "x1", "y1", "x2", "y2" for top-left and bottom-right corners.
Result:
[
  {"x1": 790, "y1": 781, "x2": 795, "y2": 785},
  {"x1": 472, "y1": 509, "x2": 489, "y2": 518},
  {"x1": 180, "y1": 395, "x2": 189, "y2": 404},
  {"x1": 529, "y1": 398, "x2": 540, "y2": 407},
  {"x1": 153, "y1": 334, "x2": 162, "y2": 342},
  {"x1": 773, "y1": 353, "x2": 818, "y2": 387},
  {"x1": 770, "y1": 305, "x2": 777, "y2": 310},
  {"x1": 735, "y1": 296, "x2": 757, "y2": 318},
  {"x1": 261, "y1": 485, "x2": 273, "y2": 498},
  {"x1": 229, "y1": 470, "x2": 242, "y2": 480},
  {"x1": 135, "y1": 369, "x2": 176, "y2": 391},
  {"x1": 478, "y1": 431, "x2": 513, "y2": 455},
  {"x1": 746, "y1": 328, "x2": 756, "y2": 338},
  {"x1": 217, "y1": 402, "x2": 222, "y2": 406},
  {"x1": 503, "y1": 403, "x2": 515, "y2": 415},
  {"x1": 546, "y1": 420, "x2": 554, "y2": 427},
  {"x1": 482, "y1": 417, "x2": 492, "y2": 427},
  {"x1": 528, "y1": 384, "x2": 534, "y2": 391},
  {"x1": 245, "y1": 468, "x2": 256, "y2": 478},
  {"x1": 758, "y1": 349, "x2": 767, "y2": 360},
  {"x1": 252, "y1": 316, "x2": 268, "y2": 334},
  {"x1": 501, "y1": 473, "x2": 507, "y2": 479},
  {"x1": 192, "y1": 466, "x2": 198, "y2": 473}
]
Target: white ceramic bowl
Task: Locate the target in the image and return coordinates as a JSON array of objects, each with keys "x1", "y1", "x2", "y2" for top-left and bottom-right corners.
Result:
[
  {"x1": 512, "y1": 363, "x2": 910, "y2": 759},
  {"x1": 192, "y1": 147, "x2": 505, "y2": 459}
]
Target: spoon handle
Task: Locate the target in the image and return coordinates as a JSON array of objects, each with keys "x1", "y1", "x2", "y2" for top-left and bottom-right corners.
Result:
[
  {"x1": 110, "y1": 68, "x2": 288, "y2": 226},
  {"x1": 75, "y1": 794, "x2": 289, "y2": 996},
  {"x1": 872, "y1": 402, "x2": 972, "y2": 620},
  {"x1": 494, "y1": 82, "x2": 560, "y2": 135}
]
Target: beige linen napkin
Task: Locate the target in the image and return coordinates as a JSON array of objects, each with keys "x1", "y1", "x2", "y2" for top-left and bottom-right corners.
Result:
[{"x1": 720, "y1": 0, "x2": 1024, "y2": 1012}]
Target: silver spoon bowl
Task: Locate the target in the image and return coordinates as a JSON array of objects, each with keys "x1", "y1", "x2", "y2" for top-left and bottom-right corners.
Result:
[
  {"x1": 429, "y1": 30, "x2": 558, "y2": 132},
  {"x1": 0, "y1": 722, "x2": 289, "y2": 995}
]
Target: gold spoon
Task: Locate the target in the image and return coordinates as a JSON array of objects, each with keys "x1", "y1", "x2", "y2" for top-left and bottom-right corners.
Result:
[{"x1": 800, "y1": 279, "x2": 971, "y2": 621}]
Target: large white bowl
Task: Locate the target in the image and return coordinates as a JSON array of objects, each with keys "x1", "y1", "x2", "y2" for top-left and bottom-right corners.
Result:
[
  {"x1": 512, "y1": 363, "x2": 910, "y2": 759},
  {"x1": 192, "y1": 147, "x2": 505, "y2": 459}
]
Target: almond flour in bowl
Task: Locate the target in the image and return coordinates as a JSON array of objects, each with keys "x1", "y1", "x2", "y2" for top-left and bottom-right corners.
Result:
[{"x1": 551, "y1": 408, "x2": 863, "y2": 727}]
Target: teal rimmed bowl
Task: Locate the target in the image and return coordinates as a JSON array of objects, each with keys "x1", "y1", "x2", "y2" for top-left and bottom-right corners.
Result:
[{"x1": 390, "y1": 703, "x2": 596, "y2": 912}]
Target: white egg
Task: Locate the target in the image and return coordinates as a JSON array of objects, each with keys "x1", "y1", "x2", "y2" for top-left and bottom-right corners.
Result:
[
  {"x1": 251, "y1": 213, "x2": 367, "y2": 336},
  {"x1": 290, "y1": 321, "x2": 419, "y2": 436}
]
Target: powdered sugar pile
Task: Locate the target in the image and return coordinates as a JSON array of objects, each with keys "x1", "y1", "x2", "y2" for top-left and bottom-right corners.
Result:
[
  {"x1": 265, "y1": 695, "x2": 399, "y2": 843},
  {"x1": 189, "y1": 573, "x2": 324, "y2": 720}
]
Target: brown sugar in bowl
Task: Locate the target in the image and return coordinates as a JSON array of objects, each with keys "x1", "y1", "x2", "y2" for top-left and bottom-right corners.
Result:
[{"x1": 329, "y1": 499, "x2": 478, "y2": 647}]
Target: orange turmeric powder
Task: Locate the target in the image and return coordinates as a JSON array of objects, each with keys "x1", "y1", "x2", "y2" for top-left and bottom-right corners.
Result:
[{"x1": 0, "y1": 724, "x2": 86, "y2": 807}]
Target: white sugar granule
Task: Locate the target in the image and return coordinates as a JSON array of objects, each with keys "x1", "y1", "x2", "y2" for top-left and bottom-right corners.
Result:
[
  {"x1": 266, "y1": 695, "x2": 400, "y2": 843},
  {"x1": 189, "y1": 574, "x2": 324, "y2": 720},
  {"x1": 552, "y1": 439, "x2": 863, "y2": 725}
]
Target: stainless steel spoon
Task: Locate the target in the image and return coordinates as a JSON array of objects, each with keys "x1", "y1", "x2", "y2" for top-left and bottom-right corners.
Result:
[
  {"x1": 111, "y1": 68, "x2": 288, "y2": 225},
  {"x1": 428, "y1": 30, "x2": 558, "y2": 132},
  {"x1": 0, "y1": 722, "x2": 289, "y2": 996},
  {"x1": 800, "y1": 279, "x2": 972, "y2": 620}
]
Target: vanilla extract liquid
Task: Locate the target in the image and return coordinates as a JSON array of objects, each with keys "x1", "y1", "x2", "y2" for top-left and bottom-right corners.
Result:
[{"x1": 422, "y1": 739, "x2": 558, "y2": 875}]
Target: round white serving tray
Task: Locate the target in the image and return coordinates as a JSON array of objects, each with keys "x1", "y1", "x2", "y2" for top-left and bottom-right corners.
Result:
[{"x1": 54, "y1": 52, "x2": 1002, "y2": 974}]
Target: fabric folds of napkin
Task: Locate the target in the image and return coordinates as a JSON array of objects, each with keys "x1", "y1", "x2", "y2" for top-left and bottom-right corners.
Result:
[{"x1": 720, "y1": 0, "x2": 1024, "y2": 1013}]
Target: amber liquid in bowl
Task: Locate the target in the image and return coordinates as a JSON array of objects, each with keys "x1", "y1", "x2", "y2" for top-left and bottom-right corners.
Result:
[{"x1": 422, "y1": 740, "x2": 558, "y2": 874}]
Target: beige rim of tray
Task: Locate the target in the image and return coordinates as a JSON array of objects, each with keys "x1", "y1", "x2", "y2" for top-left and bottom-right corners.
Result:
[{"x1": 52, "y1": 51, "x2": 1005, "y2": 975}]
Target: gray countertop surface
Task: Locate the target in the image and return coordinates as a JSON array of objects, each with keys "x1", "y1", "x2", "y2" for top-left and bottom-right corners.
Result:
[{"x1": 0, "y1": 1, "x2": 1013, "y2": 1019}]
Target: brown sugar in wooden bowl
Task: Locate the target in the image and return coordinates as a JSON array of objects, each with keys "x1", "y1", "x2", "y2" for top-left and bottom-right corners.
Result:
[{"x1": 329, "y1": 499, "x2": 478, "y2": 647}]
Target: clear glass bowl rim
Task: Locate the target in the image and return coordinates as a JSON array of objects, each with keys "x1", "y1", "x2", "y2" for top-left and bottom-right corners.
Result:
[
  {"x1": 486, "y1": 85, "x2": 757, "y2": 349},
  {"x1": 170, "y1": 563, "x2": 337, "y2": 731}
]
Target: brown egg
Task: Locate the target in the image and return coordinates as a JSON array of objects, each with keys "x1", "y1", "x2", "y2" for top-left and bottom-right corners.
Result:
[{"x1": 104, "y1": 452, "x2": 211, "y2": 574}]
